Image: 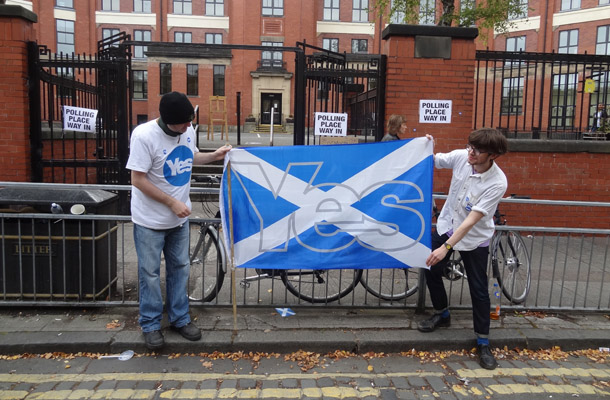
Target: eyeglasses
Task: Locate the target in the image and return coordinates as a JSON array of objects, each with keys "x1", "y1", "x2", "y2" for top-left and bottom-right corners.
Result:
[{"x1": 466, "y1": 144, "x2": 487, "y2": 156}]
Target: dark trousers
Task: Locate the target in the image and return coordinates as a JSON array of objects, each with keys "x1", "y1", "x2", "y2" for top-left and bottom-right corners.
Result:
[{"x1": 425, "y1": 230, "x2": 491, "y2": 337}]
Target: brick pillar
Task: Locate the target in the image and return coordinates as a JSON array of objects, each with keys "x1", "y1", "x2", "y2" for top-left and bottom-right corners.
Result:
[
  {"x1": 0, "y1": 5, "x2": 37, "y2": 181},
  {"x1": 381, "y1": 25, "x2": 479, "y2": 193},
  {"x1": 381, "y1": 25, "x2": 478, "y2": 150}
]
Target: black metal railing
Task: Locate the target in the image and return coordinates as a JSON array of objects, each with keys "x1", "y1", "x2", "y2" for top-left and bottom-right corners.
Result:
[{"x1": 474, "y1": 50, "x2": 610, "y2": 140}]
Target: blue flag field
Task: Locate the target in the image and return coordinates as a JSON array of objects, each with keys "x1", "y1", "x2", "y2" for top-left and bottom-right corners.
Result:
[{"x1": 220, "y1": 137, "x2": 434, "y2": 270}]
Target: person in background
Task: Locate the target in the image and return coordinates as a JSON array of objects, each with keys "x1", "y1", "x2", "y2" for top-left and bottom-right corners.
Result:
[
  {"x1": 126, "y1": 91, "x2": 231, "y2": 350},
  {"x1": 418, "y1": 128, "x2": 508, "y2": 370},
  {"x1": 382, "y1": 114, "x2": 407, "y2": 141},
  {"x1": 590, "y1": 103, "x2": 608, "y2": 133}
]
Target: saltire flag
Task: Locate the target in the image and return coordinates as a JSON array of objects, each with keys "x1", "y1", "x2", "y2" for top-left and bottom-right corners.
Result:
[{"x1": 219, "y1": 137, "x2": 434, "y2": 270}]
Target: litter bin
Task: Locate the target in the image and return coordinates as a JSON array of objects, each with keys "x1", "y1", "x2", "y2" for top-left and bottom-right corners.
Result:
[{"x1": 0, "y1": 187, "x2": 118, "y2": 300}]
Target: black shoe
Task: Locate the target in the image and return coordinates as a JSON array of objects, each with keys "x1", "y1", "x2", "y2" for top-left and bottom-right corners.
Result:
[
  {"x1": 143, "y1": 330, "x2": 165, "y2": 350},
  {"x1": 171, "y1": 322, "x2": 201, "y2": 341},
  {"x1": 417, "y1": 314, "x2": 451, "y2": 332},
  {"x1": 477, "y1": 344, "x2": 498, "y2": 370}
]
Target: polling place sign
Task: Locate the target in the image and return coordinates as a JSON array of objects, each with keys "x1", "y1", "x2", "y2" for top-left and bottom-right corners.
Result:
[
  {"x1": 419, "y1": 100, "x2": 452, "y2": 123},
  {"x1": 314, "y1": 112, "x2": 348, "y2": 136},
  {"x1": 63, "y1": 106, "x2": 98, "y2": 133}
]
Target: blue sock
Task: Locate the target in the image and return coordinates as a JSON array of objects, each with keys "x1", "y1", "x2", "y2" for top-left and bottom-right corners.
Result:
[
  {"x1": 440, "y1": 310, "x2": 450, "y2": 318},
  {"x1": 477, "y1": 337, "x2": 489, "y2": 346}
]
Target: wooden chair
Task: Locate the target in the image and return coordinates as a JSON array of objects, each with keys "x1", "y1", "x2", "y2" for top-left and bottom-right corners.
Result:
[{"x1": 208, "y1": 96, "x2": 228, "y2": 141}]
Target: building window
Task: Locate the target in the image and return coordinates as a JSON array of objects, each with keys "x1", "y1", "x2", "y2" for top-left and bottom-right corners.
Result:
[
  {"x1": 134, "y1": 0, "x2": 151, "y2": 13},
  {"x1": 160, "y1": 63, "x2": 172, "y2": 95},
  {"x1": 597, "y1": 25, "x2": 610, "y2": 55},
  {"x1": 601, "y1": 0, "x2": 610, "y2": 5},
  {"x1": 459, "y1": 0, "x2": 476, "y2": 26},
  {"x1": 56, "y1": 19, "x2": 74, "y2": 55},
  {"x1": 351, "y1": 39, "x2": 368, "y2": 53},
  {"x1": 187, "y1": 64, "x2": 198, "y2": 96},
  {"x1": 352, "y1": 0, "x2": 368, "y2": 22},
  {"x1": 102, "y1": 0, "x2": 120, "y2": 11},
  {"x1": 390, "y1": 0, "x2": 406, "y2": 23},
  {"x1": 323, "y1": 38, "x2": 339, "y2": 53},
  {"x1": 133, "y1": 30, "x2": 151, "y2": 59},
  {"x1": 501, "y1": 77, "x2": 524, "y2": 115},
  {"x1": 206, "y1": 33, "x2": 223, "y2": 44},
  {"x1": 505, "y1": 36, "x2": 525, "y2": 65},
  {"x1": 175, "y1": 32, "x2": 192, "y2": 43},
  {"x1": 324, "y1": 0, "x2": 339, "y2": 21},
  {"x1": 57, "y1": 68, "x2": 74, "y2": 99},
  {"x1": 102, "y1": 28, "x2": 120, "y2": 41},
  {"x1": 174, "y1": 0, "x2": 192, "y2": 14},
  {"x1": 262, "y1": 0, "x2": 284, "y2": 16},
  {"x1": 206, "y1": 0, "x2": 224, "y2": 16},
  {"x1": 558, "y1": 30, "x2": 578, "y2": 54},
  {"x1": 213, "y1": 65, "x2": 225, "y2": 96},
  {"x1": 101, "y1": 28, "x2": 120, "y2": 48},
  {"x1": 419, "y1": 0, "x2": 435, "y2": 25},
  {"x1": 262, "y1": 41, "x2": 283, "y2": 67},
  {"x1": 551, "y1": 73, "x2": 578, "y2": 128},
  {"x1": 56, "y1": 0, "x2": 73, "y2": 8},
  {"x1": 560, "y1": 0, "x2": 580, "y2": 10},
  {"x1": 137, "y1": 114, "x2": 148, "y2": 125},
  {"x1": 133, "y1": 70, "x2": 148, "y2": 100},
  {"x1": 506, "y1": 36, "x2": 526, "y2": 52},
  {"x1": 508, "y1": 0, "x2": 527, "y2": 20}
]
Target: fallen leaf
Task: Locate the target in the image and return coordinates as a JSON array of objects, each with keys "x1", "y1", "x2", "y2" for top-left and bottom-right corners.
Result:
[{"x1": 105, "y1": 320, "x2": 121, "y2": 329}]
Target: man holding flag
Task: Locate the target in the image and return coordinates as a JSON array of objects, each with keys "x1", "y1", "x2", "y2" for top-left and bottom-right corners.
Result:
[{"x1": 418, "y1": 128, "x2": 508, "y2": 370}]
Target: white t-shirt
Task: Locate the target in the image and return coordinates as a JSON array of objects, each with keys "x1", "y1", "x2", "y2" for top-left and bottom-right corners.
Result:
[
  {"x1": 126, "y1": 119, "x2": 199, "y2": 229},
  {"x1": 435, "y1": 149, "x2": 507, "y2": 251}
]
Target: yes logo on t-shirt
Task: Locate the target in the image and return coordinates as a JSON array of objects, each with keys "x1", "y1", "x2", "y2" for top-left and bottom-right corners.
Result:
[{"x1": 164, "y1": 145, "x2": 194, "y2": 187}]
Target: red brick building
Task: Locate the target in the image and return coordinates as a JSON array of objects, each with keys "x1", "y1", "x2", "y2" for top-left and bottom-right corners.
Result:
[{"x1": 10, "y1": 0, "x2": 609, "y2": 129}]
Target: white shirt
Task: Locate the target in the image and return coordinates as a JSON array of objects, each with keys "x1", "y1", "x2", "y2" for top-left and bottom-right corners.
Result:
[
  {"x1": 435, "y1": 149, "x2": 507, "y2": 251},
  {"x1": 126, "y1": 119, "x2": 199, "y2": 229}
]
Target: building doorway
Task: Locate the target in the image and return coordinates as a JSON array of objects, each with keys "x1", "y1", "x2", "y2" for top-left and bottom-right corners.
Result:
[{"x1": 261, "y1": 93, "x2": 282, "y2": 125}]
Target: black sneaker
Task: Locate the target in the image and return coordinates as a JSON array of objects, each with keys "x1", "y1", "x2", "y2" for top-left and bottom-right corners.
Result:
[
  {"x1": 477, "y1": 344, "x2": 498, "y2": 370},
  {"x1": 143, "y1": 330, "x2": 165, "y2": 350},
  {"x1": 417, "y1": 314, "x2": 451, "y2": 332},
  {"x1": 171, "y1": 322, "x2": 201, "y2": 341}
]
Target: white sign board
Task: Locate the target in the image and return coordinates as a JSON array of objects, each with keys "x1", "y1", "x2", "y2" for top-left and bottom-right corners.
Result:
[
  {"x1": 419, "y1": 100, "x2": 452, "y2": 124},
  {"x1": 63, "y1": 106, "x2": 98, "y2": 133},
  {"x1": 314, "y1": 112, "x2": 348, "y2": 136}
]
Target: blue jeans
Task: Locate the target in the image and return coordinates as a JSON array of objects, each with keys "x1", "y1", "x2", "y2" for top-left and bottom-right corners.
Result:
[
  {"x1": 425, "y1": 230, "x2": 491, "y2": 337},
  {"x1": 134, "y1": 223, "x2": 191, "y2": 332}
]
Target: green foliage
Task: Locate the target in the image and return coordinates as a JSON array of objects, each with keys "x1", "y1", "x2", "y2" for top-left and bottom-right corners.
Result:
[{"x1": 372, "y1": 0, "x2": 531, "y2": 40}]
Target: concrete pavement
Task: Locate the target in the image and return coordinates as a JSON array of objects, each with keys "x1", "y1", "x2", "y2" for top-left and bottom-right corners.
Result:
[{"x1": 0, "y1": 306, "x2": 608, "y2": 355}]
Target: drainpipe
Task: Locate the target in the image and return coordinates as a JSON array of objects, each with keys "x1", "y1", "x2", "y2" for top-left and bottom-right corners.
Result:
[
  {"x1": 159, "y1": 0, "x2": 164, "y2": 42},
  {"x1": 541, "y1": 0, "x2": 550, "y2": 52}
]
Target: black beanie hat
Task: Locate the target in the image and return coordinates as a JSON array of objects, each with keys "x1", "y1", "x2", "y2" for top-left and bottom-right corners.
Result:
[{"x1": 159, "y1": 92, "x2": 195, "y2": 125}]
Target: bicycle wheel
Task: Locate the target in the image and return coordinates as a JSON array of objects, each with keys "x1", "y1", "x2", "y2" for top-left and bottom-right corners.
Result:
[
  {"x1": 360, "y1": 268, "x2": 418, "y2": 301},
  {"x1": 492, "y1": 231, "x2": 531, "y2": 304},
  {"x1": 188, "y1": 224, "x2": 226, "y2": 302},
  {"x1": 281, "y1": 268, "x2": 363, "y2": 303}
]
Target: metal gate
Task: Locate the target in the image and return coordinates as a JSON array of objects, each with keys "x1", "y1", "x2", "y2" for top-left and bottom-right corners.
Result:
[
  {"x1": 28, "y1": 33, "x2": 131, "y2": 190},
  {"x1": 293, "y1": 42, "x2": 386, "y2": 145}
]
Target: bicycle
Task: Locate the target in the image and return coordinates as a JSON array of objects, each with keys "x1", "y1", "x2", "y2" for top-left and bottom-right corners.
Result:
[
  {"x1": 188, "y1": 207, "x2": 364, "y2": 303},
  {"x1": 188, "y1": 220, "x2": 226, "y2": 302},
  {"x1": 189, "y1": 219, "x2": 418, "y2": 304},
  {"x1": 438, "y1": 197, "x2": 532, "y2": 304}
]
